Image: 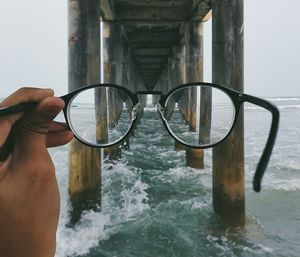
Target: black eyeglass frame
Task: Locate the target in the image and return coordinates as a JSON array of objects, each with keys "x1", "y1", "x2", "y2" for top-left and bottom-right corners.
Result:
[
  {"x1": 0, "y1": 82, "x2": 280, "y2": 192},
  {"x1": 61, "y1": 83, "x2": 140, "y2": 149},
  {"x1": 157, "y1": 82, "x2": 279, "y2": 192}
]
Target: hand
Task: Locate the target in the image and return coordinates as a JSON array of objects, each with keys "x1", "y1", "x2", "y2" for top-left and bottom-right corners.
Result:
[{"x1": 0, "y1": 88, "x2": 73, "y2": 257}]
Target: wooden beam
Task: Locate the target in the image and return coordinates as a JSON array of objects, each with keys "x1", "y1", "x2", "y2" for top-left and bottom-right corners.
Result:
[
  {"x1": 133, "y1": 47, "x2": 171, "y2": 57},
  {"x1": 138, "y1": 63, "x2": 163, "y2": 69},
  {"x1": 128, "y1": 31, "x2": 180, "y2": 44},
  {"x1": 184, "y1": 21, "x2": 205, "y2": 169},
  {"x1": 134, "y1": 56, "x2": 167, "y2": 64},
  {"x1": 68, "y1": 0, "x2": 101, "y2": 223},
  {"x1": 100, "y1": 0, "x2": 114, "y2": 20},
  {"x1": 212, "y1": 0, "x2": 245, "y2": 227},
  {"x1": 202, "y1": 9, "x2": 212, "y2": 22},
  {"x1": 191, "y1": 0, "x2": 211, "y2": 21},
  {"x1": 115, "y1": 5, "x2": 193, "y2": 21},
  {"x1": 103, "y1": 21, "x2": 123, "y2": 159}
]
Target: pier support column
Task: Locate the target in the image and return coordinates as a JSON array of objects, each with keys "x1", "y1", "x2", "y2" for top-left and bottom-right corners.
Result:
[
  {"x1": 212, "y1": 0, "x2": 245, "y2": 226},
  {"x1": 122, "y1": 43, "x2": 131, "y2": 149},
  {"x1": 185, "y1": 22, "x2": 204, "y2": 169},
  {"x1": 103, "y1": 22, "x2": 123, "y2": 159},
  {"x1": 173, "y1": 44, "x2": 187, "y2": 151},
  {"x1": 68, "y1": 0, "x2": 101, "y2": 223}
]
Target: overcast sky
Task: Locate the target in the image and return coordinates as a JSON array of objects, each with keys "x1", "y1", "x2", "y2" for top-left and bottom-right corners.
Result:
[{"x1": 0, "y1": 0, "x2": 299, "y2": 98}]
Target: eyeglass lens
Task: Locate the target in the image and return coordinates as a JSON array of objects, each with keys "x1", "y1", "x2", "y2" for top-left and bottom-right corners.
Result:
[
  {"x1": 164, "y1": 85, "x2": 235, "y2": 147},
  {"x1": 67, "y1": 86, "x2": 134, "y2": 146}
]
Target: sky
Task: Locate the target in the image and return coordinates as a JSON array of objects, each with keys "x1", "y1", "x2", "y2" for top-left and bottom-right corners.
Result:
[{"x1": 0, "y1": 0, "x2": 300, "y2": 99}]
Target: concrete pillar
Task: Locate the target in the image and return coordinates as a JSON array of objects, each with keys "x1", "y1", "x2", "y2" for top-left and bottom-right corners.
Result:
[
  {"x1": 185, "y1": 21, "x2": 204, "y2": 169},
  {"x1": 212, "y1": 0, "x2": 245, "y2": 226},
  {"x1": 68, "y1": 0, "x2": 101, "y2": 223}
]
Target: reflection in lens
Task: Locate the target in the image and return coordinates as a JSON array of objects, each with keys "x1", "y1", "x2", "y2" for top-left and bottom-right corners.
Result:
[
  {"x1": 165, "y1": 85, "x2": 235, "y2": 147},
  {"x1": 68, "y1": 86, "x2": 134, "y2": 146}
]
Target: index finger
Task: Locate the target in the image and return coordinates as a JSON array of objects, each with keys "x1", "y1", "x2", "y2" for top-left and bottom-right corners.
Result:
[
  {"x1": 0, "y1": 87, "x2": 54, "y2": 107},
  {"x1": 0, "y1": 87, "x2": 56, "y2": 148},
  {"x1": 0, "y1": 87, "x2": 55, "y2": 125}
]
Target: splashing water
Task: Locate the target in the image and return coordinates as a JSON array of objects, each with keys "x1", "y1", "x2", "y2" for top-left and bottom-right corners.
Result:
[{"x1": 52, "y1": 97, "x2": 300, "y2": 257}]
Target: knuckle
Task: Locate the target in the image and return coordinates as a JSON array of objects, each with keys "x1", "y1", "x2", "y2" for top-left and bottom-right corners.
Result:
[
  {"x1": 16, "y1": 87, "x2": 33, "y2": 94},
  {"x1": 16, "y1": 87, "x2": 54, "y2": 98}
]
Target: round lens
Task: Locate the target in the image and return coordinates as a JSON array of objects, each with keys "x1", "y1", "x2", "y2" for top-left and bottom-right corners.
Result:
[
  {"x1": 164, "y1": 85, "x2": 235, "y2": 147},
  {"x1": 67, "y1": 86, "x2": 134, "y2": 147}
]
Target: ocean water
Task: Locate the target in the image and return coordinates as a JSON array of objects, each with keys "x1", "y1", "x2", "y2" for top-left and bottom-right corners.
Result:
[{"x1": 50, "y1": 97, "x2": 300, "y2": 257}]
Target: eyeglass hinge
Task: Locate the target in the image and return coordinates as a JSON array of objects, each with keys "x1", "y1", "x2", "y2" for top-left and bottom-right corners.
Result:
[{"x1": 238, "y1": 93, "x2": 246, "y2": 102}]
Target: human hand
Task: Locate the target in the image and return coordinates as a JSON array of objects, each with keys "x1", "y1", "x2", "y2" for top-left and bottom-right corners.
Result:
[{"x1": 0, "y1": 88, "x2": 73, "y2": 257}]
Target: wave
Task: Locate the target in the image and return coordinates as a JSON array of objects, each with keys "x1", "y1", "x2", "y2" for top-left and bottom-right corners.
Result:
[
  {"x1": 144, "y1": 106, "x2": 157, "y2": 112},
  {"x1": 266, "y1": 97, "x2": 300, "y2": 101},
  {"x1": 244, "y1": 104, "x2": 300, "y2": 110},
  {"x1": 206, "y1": 235, "x2": 275, "y2": 255},
  {"x1": 278, "y1": 104, "x2": 300, "y2": 109},
  {"x1": 267, "y1": 179, "x2": 300, "y2": 191},
  {"x1": 55, "y1": 161, "x2": 150, "y2": 257}
]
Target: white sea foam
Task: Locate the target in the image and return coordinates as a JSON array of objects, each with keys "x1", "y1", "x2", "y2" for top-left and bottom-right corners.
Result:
[
  {"x1": 268, "y1": 179, "x2": 300, "y2": 191},
  {"x1": 168, "y1": 166, "x2": 211, "y2": 178},
  {"x1": 182, "y1": 198, "x2": 210, "y2": 210},
  {"x1": 266, "y1": 97, "x2": 300, "y2": 101},
  {"x1": 207, "y1": 234, "x2": 275, "y2": 256},
  {"x1": 242, "y1": 244, "x2": 274, "y2": 255},
  {"x1": 54, "y1": 159, "x2": 150, "y2": 257},
  {"x1": 56, "y1": 210, "x2": 113, "y2": 257},
  {"x1": 278, "y1": 104, "x2": 300, "y2": 109},
  {"x1": 244, "y1": 104, "x2": 300, "y2": 110},
  {"x1": 144, "y1": 106, "x2": 157, "y2": 112}
]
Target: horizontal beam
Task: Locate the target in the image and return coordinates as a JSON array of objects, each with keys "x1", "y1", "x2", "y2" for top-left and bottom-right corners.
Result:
[
  {"x1": 129, "y1": 42, "x2": 174, "y2": 48},
  {"x1": 133, "y1": 47, "x2": 171, "y2": 56},
  {"x1": 101, "y1": 0, "x2": 211, "y2": 22},
  {"x1": 128, "y1": 31, "x2": 180, "y2": 43},
  {"x1": 138, "y1": 63, "x2": 163, "y2": 69},
  {"x1": 114, "y1": 0, "x2": 189, "y2": 7},
  {"x1": 135, "y1": 58, "x2": 167, "y2": 64},
  {"x1": 115, "y1": 5, "x2": 193, "y2": 21}
]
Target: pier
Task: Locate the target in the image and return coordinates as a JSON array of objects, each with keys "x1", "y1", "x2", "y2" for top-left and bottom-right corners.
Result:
[{"x1": 68, "y1": 0, "x2": 244, "y2": 226}]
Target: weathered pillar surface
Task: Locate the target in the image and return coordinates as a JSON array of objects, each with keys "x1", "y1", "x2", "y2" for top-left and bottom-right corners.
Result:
[
  {"x1": 185, "y1": 22, "x2": 204, "y2": 169},
  {"x1": 212, "y1": 0, "x2": 245, "y2": 226},
  {"x1": 174, "y1": 44, "x2": 185, "y2": 86},
  {"x1": 122, "y1": 43, "x2": 130, "y2": 89},
  {"x1": 68, "y1": 0, "x2": 101, "y2": 197},
  {"x1": 173, "y1": 44, "x2": 187, "y2": 151},
  {"x1": 103, "y1": 22, "x2": 123, "y2": 159}
]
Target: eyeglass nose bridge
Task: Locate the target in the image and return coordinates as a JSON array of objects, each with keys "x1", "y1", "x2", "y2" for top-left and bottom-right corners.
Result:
[
  {"x1": 156, "y1": 103, "x2": 167, "y2": 122},
  {"x1": 130, "y1": 103, "x2": 141, "y2": 121}
]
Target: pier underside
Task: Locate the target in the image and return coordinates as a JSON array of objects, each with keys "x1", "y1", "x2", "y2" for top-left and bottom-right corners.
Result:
[
  {"x1": 69, "y1": 0, "x2": 245, "y2": 227},
  {"x1": 101, "y1": 0, "x2": 211, "y2": 91}
]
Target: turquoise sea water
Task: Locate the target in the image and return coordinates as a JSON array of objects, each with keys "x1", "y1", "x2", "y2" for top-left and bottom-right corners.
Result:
[{"x1": 51, "y1": 97, "x2": 300, "y2": 257}]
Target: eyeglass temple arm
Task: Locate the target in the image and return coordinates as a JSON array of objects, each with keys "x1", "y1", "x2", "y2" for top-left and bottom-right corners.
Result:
[
  {"x1": 0, "y1": 93, "x2": 74, "y2": 117},
  {"x1": 241, "y1": 94, "x2": 280, "y2": 192},
  {"x1": 0, "y1": 101, "x2": 38, "y2": 117}
]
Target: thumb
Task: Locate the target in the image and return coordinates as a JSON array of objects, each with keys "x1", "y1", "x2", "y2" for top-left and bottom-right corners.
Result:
[{"x1": 14, "y1": 97, "x2": 65, "y2": 153}]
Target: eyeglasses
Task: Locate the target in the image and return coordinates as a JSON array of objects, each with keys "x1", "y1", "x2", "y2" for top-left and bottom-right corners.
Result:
[{"x1": 0, "y1": 82, "x2": 279, "y2": 191}]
